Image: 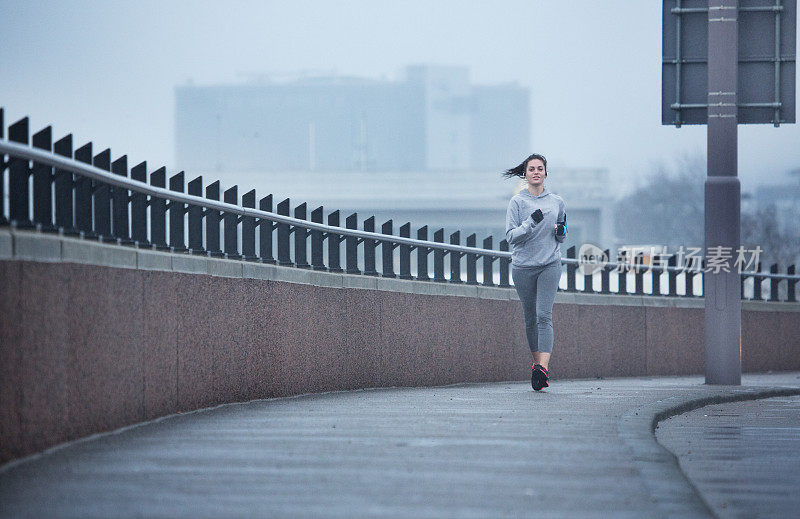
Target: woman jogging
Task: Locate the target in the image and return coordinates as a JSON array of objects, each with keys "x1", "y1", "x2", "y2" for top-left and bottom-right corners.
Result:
[{"x1": 504, "y1": 153, "x2": 567, "y2": 391}]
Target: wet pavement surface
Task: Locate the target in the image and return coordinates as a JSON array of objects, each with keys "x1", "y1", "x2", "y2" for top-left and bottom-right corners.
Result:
[
  {"x1": 656, "y1": 394, "x2": 800, "y2": 519},
  {"x1": 1, "y1": 373, "x2": 799, "y2": 518}
]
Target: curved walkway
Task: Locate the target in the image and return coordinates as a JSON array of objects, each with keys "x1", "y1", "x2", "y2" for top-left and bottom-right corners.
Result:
[
  {"x1": 1, "y1": 373, "x2": 799, "y2": 518},
  {"x1": 657, "y1": 394, "x2": 800, "y2": 518}
]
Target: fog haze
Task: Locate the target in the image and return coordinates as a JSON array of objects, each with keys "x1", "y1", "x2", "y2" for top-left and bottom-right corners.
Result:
[{"x1": 2, "y1": 0, "x2": 798, "y2": 193}]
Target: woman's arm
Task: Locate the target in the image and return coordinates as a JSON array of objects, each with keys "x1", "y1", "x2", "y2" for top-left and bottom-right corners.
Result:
[{"x1": 505, "y1": 198, "x2": 534, "y2": 245}]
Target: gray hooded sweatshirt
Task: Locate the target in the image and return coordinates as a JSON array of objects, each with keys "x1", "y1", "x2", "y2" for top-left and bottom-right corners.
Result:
[{"x1": 505, "y1": 187, "x2": 567, "y2": 268}]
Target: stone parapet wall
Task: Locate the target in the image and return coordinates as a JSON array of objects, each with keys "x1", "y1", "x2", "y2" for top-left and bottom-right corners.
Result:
[{"x1": 2, "y1": 229, "x2": 798, "y2": 463}]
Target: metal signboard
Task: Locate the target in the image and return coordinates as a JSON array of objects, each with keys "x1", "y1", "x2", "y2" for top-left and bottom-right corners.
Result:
[{"x1": 663, "y1": 0, "x2": 796, "y2": 126}]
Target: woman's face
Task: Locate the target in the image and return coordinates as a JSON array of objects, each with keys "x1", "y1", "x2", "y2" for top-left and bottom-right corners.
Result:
[{"x1": 525, "y1": 159, "x2": 546, "y2": 186}]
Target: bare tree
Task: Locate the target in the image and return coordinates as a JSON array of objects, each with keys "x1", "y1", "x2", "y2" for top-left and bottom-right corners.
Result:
[
  {"x1": 741, "y1": 205, "x2": 800, "y2": 270},
  {"x1": 614, "y1": 154, "x2": 705, "y2": 250},
  {"x1": 615, "y1": 155, "x2": 800, "y2": 269}
]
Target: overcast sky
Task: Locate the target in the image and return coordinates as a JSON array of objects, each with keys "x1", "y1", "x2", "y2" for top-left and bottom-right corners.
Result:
[{"x1": 1, "y1": 0, "x2": 798, "y2": 194}]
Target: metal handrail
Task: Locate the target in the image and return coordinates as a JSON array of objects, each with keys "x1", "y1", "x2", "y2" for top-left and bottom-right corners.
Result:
[
  {"x1": 0, "y1": 140, "x2": 509, "y2": 259},
  {"x1": 2, "y1": 139, "x2": 799, "y2": 281}
]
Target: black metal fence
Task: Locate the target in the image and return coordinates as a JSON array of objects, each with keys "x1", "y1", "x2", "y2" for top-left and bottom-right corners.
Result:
[{"x1": 1, "y1": 108, "x2": 798, "y2": 302}]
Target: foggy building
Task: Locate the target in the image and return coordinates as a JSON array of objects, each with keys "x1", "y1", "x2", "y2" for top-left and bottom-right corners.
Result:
[{"x1": 175, "y1": 65, "x2": 529, "y2": 172}]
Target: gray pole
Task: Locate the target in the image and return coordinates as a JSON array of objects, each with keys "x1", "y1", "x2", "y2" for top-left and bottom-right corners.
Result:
[{"x1": 705, "y1": 0, "x2": 741, "y2": 385}]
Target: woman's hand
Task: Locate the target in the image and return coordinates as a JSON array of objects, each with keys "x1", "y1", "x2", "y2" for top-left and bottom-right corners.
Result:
[{"x1": 554, "y1": 214, "x2": 567, "y2": 237}]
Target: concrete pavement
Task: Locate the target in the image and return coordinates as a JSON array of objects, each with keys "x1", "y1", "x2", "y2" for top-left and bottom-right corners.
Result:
[
  {"x1": 657, "y1": 393, "x2": 800, "y2": 518},
  {"x1": 1, "y1": 372, "x2": 799, "y2": 518}
]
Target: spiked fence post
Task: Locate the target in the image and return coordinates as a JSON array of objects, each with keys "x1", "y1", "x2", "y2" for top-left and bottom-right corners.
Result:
[
  {"x1": 242, "y1": 190, "x2": 258, "y2": 261},
  {"x1": 310, "y1": 206, "x2": 326, "y2": 270},
  {"x1": 276, "y1": 198, "x2": 292, "y2": 266},
  {"x1": 293, "y1": 202, "x2": 309, "y2": 268},
  {"x1": 130, "y1": 162, "x2": 149, "y2": 246},
  {"x1": 327, "y1": 210, "x2": 343, "y2": 273},
  {"x1": 399, "y1": 222, "x2": 412, "y2": 280},
  {"x1": 381, "y1": 220, "x2": 396, "y2": 278},
  {"x1": 149, "y1": 167, "x2": 168, "y2": 250},
  {"x1": 187, "y1": 176, "x2": 205, "y2": 254},
  {"x1": 482, "y1": 236, "x2": 494, "y2": 287},
  {"x1": 600, "y1": 248, "x2": 611, "y2": 294},
  {"x1": 566, "y1": 246, "x2": 577, "y2": 292},
  {"x1": 74, "y1": 143, "x2": 97, "y2": 239},
  {"x1": 32, "y1": 126, "x2": 58, "y2": 233},
  {"x1": 633, "y1": 252, "x2": 644, "y2": 296},
  {"x1": 91, "y1": 149, "x2": 113, "y2": 242},
  {"x1": 345, "y1": 213, "x2": 360, "y2": 274},
  {"x1": 205, "y1": 181, "x2": 223, "y2": 257},
  {"x1": 449, "y1": 231, "x2": 462, "y2": 284},
  {"x1": 169, "y1": 172, "x2": 187, "y2": 252},
  {"x1": 433, "y1": 228, "x2": 446, "y2": 283},
  {"x1": 617, "y1": 254, "x2": 628, "y2": 295},
  {"x1": 363, "y1": 216, "x2": 378, "y2": 276},
  {"x1": 465, "y1": 234, "x2": 477, "y2": 285},
  {"x1": 259, "y1": 195, "x2": 276, "y2": 264},
  {"x1": 112, "y1": 155, "x2": 134, "y2": 245},
  {"x1": 53, "y1": 134, "x2": 78, "y2": 236},
  {"x1": 769, "y1": 264, "x2": 780, "y2": 302},
  {"x1": 9, "y1": 117, "x2": 33, "y2": 229},
  {"x1": 416, "y1": 225, "x2": 430, "y2": 281},
  {"x1": 223, "y1": 185, "x2": 240, "y2": 259}
]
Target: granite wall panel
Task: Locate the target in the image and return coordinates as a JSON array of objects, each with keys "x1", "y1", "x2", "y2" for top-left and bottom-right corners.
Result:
[
  {"x1": 379, "y1": 290, "x2": 428, "y2": 387},
  {"x1": 460, "y1": 296, "x2": 495, "y2": 383},
  {"x1": 265, "y1": 280, "x2": 318, "y2": 397},
  {"x1": 65, "y1": 264, "x2": 144, "y2": 440},
  {"x1": 742, "y1": 309, "x2": 800, "y2": 372},
  {"x1": 644, "y1": 306, "x2": 705, "y2": 376},
  {"x1": 473, "y1": 297, "x2": 511, "y2": 382},
  {"x1": 209, "y1": 277, "x2": 249, "y2": 405},
  {"x1": 175, "y1": 273, "x2": 220, "y2": 411},
  {"x1": 241, "y1": 278, "x2": 279, "y2": 401},
  {"x1": 404, "y1": 292, "x2": 456, "y2": 387},
  {"x1": 550, "y1": 303, "x2": 647, "y2": 379},
  {"x1": 141, "y1": 271, "x2": 178, "y2": 420},
  {"x1": 781, "y1": 311, "x2": 800, "y2": 371},
  {"x1": 16, "y1": 263, "x2": 70, "y2": 455},
  {"x1": 0, "y1": 262, "x2": 22, "y2": 461},
  {"x1": 339, "y1": 287, "x2": 384, "y2": 390},
  {"x1": 306, "y1": 284, "x2": 351, "y2": 392}
]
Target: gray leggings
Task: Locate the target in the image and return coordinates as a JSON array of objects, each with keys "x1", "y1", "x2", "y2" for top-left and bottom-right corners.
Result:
[{"x1": 512, "y1": 259, "x2": 562, "y2": 354}]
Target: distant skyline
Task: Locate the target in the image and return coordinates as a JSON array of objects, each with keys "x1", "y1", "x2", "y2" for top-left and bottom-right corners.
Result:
[
  {"x1": 1, "y1": 0, "x2": 798, "y2": 195},
  {"x1": 175, "y1": 65, "x2": 530, "y2": 172}
]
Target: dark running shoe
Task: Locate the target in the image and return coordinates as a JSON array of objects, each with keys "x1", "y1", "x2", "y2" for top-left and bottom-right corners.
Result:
[{"x1": 531, "y1": 364, "x2": 550, "y2": 391}]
